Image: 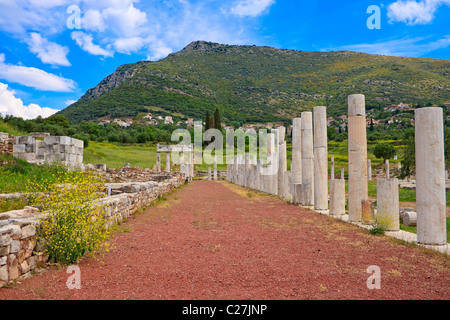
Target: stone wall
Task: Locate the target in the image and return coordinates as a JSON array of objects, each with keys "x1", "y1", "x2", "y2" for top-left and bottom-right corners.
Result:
[
  {"x1": 13, "y1": 135, "x2": 84, "y2": 169},
  {"x1": 0, "y1": 132, "x2": 14, "y2": 156},
  {"x1": 0, "y1": 173, "x2": 185, "y2": 285}
]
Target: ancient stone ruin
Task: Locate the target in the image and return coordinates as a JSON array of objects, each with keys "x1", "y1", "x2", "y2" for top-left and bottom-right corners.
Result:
[
  {"x1": 226, "y1": 94, "x2": 448, "y2": 252},
  {"x1": 12, "y1": 135, "x2": 84, "y2": 169}
]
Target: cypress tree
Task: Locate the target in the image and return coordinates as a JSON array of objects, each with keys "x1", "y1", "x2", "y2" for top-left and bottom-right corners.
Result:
[
  {"x1": 214, "y1": 108, "x2": 221, "y2": 131},
  {"x1": 205, "y1": 110, "x2": 211, "y2": 131}
]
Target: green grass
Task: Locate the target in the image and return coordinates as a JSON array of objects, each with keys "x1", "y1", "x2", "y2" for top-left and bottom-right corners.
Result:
[
  {"x1": 0, "y1": 121, "x2": 27, "y2": 136},
  {"x1": 0, "y1": 155, "x2": 80, "y2": 193},
  {"x1": 400, "y1": 218, "x2": 450, "y2": 240},
  {"x1": 83, "y1": 141, "x2": 158, "y2": 169},
  {"x1": 0, "y1": 197, "x2": 28, "y2": 213}
]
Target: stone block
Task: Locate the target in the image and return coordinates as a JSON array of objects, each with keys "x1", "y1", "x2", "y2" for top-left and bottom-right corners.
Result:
[
  {"x1": 13, "y1": 144, "x2": 26, "y2": 153},
  {"x1": 59, "y1": 136, "x2": 72, "y2": 146},
  {"x1": 361, "y1": 199, "x2": 375, "y2": 225},
  {"x1": 20, "y1": 225, "x2": 36, "y2": 239},
  {"x1": 0, "y1": 234, "x2": 11, "y2": 247}
]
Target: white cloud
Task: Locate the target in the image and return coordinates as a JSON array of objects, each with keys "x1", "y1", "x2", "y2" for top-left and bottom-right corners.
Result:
[
  {"x1": 114, "y1": 37, "x2": 146, "y2": 54},
  {"x1": 71, "y1": 31, "x2": 113, "y2": 57},
  {"x1": 387, "y1": 0, "x2": 450, "y2": 25},
  {"x1": 0, "y1": 82, "x2": 59, "y2": 119},
  {"x1": 327, "y1": 36, "x2": 450, "y2": 57},
  {"x1": 65, "y1": 99, "x2": 77, "y2": 106},
  {"x1": 230, "y1": 0, "x2": 276, "y2": 17},
  {"x1": 26, "y1": 33, "x2": 71, "y2": 67},
  {"x1": 0, "y1": 53, "x2": 76, "y2": 92},
  {"x1": 82, "y1": 9, "x2": 106, "y2": 32}
]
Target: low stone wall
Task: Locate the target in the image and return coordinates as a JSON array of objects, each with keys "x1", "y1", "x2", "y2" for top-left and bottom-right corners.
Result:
[{"x1": 0, "y1": 173, "x2": 185, "y2": 285}]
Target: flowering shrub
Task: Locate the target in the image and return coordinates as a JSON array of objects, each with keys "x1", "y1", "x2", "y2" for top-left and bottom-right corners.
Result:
[{"x1": 28, "y1": 169, "x2": 110, "y2": 264}]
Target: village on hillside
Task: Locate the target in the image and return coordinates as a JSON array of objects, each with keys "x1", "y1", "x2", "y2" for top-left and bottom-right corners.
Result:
[{"x1": 96, "y1": 102, "x2": 450, "y2": 133}]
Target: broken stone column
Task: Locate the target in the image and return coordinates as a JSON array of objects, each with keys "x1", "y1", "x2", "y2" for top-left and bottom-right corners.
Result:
[
  {"x1": 361, "y1": 199, "x2": 375, "y2": 225},
  {"x1": 415, "y1": 107, "x2": 447, "y2": 245},
  {"x1": 376, "y1": 178, "x2": 399, "y2": 231},
  {"x1": 291, "y1": 118, "x2": 302, "y2": 184},
  {"x1": 313, "y1": 106, "x2": 328, "y2": 210},
  {"x1": 156, "y1": 153, "x2": 161, "y2": 172},
  {"x1": 165, "y1": 152, "x2": 171, "y2": 173},
  {"x1": 301, "y1": 112, "x2": 314, "y2": 206},
  {"x1": 208, "y1": 167, "x2": 212, "y2": 181},
  {"x1": 368, "y1": 159, "x2": 372, "y2": 181},
  {"x1": 329, "y1": 179, "x2": 345, "y2": 216},
  {"x1": 347, "y1": 94, "x2": 368, "y2": 222}
]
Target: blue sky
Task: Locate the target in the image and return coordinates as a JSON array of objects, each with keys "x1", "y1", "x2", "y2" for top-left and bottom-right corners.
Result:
[{"x1": 0, "y1": 0, "x2": 449, "y2": 119}]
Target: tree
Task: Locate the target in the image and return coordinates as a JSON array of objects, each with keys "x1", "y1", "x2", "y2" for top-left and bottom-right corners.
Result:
[
  {"x1": 205, "y1": 110, "x2": 211, "y2": 131},
  {"x1": 214, "y1": 108, "x2": 222, "y2": 131},
  {"x1": 398, "y1": 128, "x2": 415, "y2": 180},
  {"x1": 373, "y1": 142, "x2": 396, "y2": 161}
]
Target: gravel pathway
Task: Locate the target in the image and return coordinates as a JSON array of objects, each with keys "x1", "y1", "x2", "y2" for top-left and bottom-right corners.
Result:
[{"x1": 1, "y1": 181, "x2": 449, "y2": 300}]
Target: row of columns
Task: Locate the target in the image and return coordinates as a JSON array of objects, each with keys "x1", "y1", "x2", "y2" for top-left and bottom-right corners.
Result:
[{"x1": 226, "y1": 94, "x2": 447, "y2": 246}]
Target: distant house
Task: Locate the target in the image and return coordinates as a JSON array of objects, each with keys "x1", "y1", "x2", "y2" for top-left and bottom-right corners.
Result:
[
  {"x1": 143, "y1": 113, "x2": 153, "y2": 120},
  {"x1": 185, "y1": 118, "x2": 194, "y2": 126},
  {"x1": 164, "y1": 116, "x2": 173, "y2": 124},
  {"x1": 99, "y1": 120, "x2": 111, "y2": 126},
  {"x1": 444, "y1": 103, "x2": 450, "y2": 110}
]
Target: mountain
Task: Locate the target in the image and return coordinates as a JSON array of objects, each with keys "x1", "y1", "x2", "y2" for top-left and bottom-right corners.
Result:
[{"x1": 59, "y1": 41, "x2": 450, "y2": 125}]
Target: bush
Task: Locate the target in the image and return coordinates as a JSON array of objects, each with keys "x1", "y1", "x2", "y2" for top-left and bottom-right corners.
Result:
[
  {"x1": 29, "y1": 171, "x2": 110, "y2": 264},
  {"x1": 373, "y1": 142, "x2": 396, "y2": 161}
]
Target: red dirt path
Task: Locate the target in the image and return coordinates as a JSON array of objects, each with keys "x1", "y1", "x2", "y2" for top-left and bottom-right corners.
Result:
[{"x1": 1, "y1": 181, "x2": 449, "y2": 300}]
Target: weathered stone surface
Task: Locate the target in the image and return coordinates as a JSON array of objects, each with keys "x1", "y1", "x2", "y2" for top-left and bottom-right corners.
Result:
[
  {"x1": 361, "y1": 199, "x2": 375, "y2": 225},
  {"x1": 403, "y1": 211, "x2": 417, "y2": 226},
  {"x1": 376, "y1": 178, "x2": 399, "y2": 231},
  {"x1": 415, "y1": 107, "x2": 447, "y2": 245},
  {"x1": 291, "y1": 118, "x2": 302, "y2": 184},
  {"x1": 329, "y1": 179, "x2": 345, "y2": 216},
  {"x1": 301, "y1": 112, "x2": 314, "y2": 206},
  {"x1": 20, "y1": 225, "x2": 36, "y2": 239},
  {"x1": 347, "y1": 94, "x2": 368, "y2": 222}
]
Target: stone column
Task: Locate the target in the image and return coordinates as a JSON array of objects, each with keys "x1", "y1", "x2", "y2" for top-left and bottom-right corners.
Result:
[
  {"x1": 165, "y1": 152, "x2": 171, "y2": 173},
  {"x1": 291, "y1": 118, "x2": 302, "y2": 184},
  {"x1": 208, "y1": 167, "x2": 212, "y2": 181},
  {"x1": 314, "y1": 106, "x2": 328, "y2": 210},
  {"x1": 214, "y1": 155, "x2": 218, "y2": 181},
  {"x1": 347, "y1": 94, "x2": 368, "y2": 222},
  {"x1": 341, "y1": 168, "x2": 345, "y2": 180},
  {"x1": 156, "y1": 152, "x2": 161, "y2": 172},
  {"x1": 277, "y1": 127, "x2": 287, "y2": 198},
  {"x1": 376, "y1": 178, "x2": 399, "y2": 231},
  {"x1": 266, "y1": 133, "x2": 277, "y2": 195},
  {"x1": 330, "y1": 155, "x2": 335, "y2": 180},
  {"x1": 329, "y1": 179, "x2": 345, "y2": 216},
  {"x1": 368, "y1": 159, "x2": 372, "y2": 181},
  {"x1": 278, "y1": 141, "x2": 287, "y2": 198},
  {"x1": 385, "y1": 160, "x2": 390, "y2": 179},
  {"x1": 301, "y1": 112, "x2": 314, "y2": 206},
  {"x1": 415, "y1": 107, "x2": 447, "y2": 245}
]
